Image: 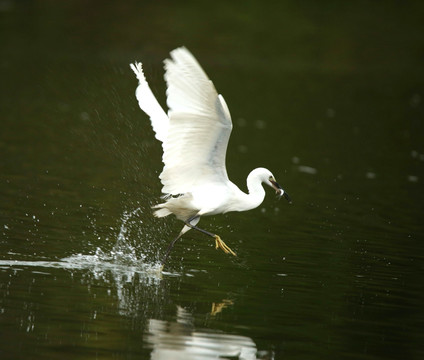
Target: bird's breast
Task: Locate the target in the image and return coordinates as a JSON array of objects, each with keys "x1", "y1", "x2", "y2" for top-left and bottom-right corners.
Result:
[{"x1": 191, "y1": 184, "x2": 233, "y2": 216}]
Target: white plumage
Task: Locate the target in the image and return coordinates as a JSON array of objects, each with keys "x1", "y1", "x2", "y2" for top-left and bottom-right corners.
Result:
[{"x1": 130, "y1": 47, "x2": 290, "y2": 266}]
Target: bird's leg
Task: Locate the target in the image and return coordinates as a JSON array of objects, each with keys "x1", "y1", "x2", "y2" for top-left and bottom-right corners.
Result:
[
  {"x1": 160, "y1": 232, "x2": 185, "y2": 268},
  {"x1": 184, "y1": 217, "x2": 237, "y2": 256},
  {"x1": 160, "y1": 216, "x2": 236, "y2": 269}
]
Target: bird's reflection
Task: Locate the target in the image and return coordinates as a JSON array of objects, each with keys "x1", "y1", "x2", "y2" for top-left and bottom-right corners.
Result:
[
  {"x1": 145, "y1": 306, "x2": 273, "y2": 360},
  {"x1": 210, "y1": 299, "x2": 234, "y2": 316}
]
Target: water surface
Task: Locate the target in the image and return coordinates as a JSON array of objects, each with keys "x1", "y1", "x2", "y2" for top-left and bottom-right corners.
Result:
[{"x1": 1, "y1": 2, "x2": 423, "y2": 359}]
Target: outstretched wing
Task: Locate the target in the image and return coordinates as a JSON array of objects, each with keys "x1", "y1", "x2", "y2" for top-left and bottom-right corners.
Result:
[
  {"x1": 130, "y1": 62, "x2": 169, "y2": 143},
  {"x1": 160, "y1": 47, "x2": 233, "y2": 195}
]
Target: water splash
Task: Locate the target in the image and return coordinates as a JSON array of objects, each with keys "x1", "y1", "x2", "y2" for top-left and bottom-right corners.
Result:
[
  {"x1": 110, "y1": 207, "x2": 146, "y2": 264},
  {"x1": 62, "y1": 207, "x2": 168, "y2": 281},
  {"x1": 1, "y1": 207, "x2": 173, "y2": 281}
]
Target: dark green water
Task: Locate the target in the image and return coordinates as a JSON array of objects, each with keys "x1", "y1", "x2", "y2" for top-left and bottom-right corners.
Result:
[{"x1": 1, "y1": 1, "x2": 423, "y2": 359}]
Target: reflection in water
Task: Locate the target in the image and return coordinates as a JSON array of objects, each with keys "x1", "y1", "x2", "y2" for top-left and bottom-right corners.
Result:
[
  {"x1": 0, "y1": 251, "x2": 165, "y2": 320},
  {"x1": 0, "y1": 210, "x2": 270, "y2": 359},
  {"x1": 1, "y1": 251, "x2": 269, "y2": 359},
  {"x1": 2, "y1": 2, "x2": 423, "y2": 358},
  {"x1": 210, "y1": 299, "x2": 234, "y2": 316},
  {"x1": 0, "y1": 207, "x2": 172, "y2": 321},
  {"x1": 146, "y1": 307, "x2": 272, "y2": 360}
]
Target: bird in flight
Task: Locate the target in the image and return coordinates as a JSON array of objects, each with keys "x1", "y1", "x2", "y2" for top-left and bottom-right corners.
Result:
[{"x1": 130, "y1": 47, "x2": 291, "y2": 267}]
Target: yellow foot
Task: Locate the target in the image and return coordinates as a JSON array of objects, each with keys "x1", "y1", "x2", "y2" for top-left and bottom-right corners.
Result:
[{"x1": 214, "y1": 235, "x2": 236, "y2": 256}]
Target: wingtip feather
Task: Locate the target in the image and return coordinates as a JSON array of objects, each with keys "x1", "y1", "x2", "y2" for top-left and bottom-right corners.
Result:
[
  {"x1": 130, "y1": 60, "x2": 170, "y2": 143},
  {"x1": 130, "y1": 62, "x2": 145, "y2": 82}
]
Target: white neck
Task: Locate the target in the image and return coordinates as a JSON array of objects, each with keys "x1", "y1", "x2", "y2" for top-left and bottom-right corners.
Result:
[{"x1": 229, "y1": 168, "x2": 267, "y2": 212}]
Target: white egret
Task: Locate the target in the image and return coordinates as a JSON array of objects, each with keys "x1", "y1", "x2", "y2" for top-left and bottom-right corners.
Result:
[{"x1": 130, "y1": 47, "x2": 291, "y2": 266}]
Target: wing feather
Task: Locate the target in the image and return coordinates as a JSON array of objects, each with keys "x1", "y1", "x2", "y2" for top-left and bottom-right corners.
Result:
[
  {"x1": 130, "y1": 62, "x2": 169, "y2": 143},
  {"x1": 160, "y1": 47, "x2": 233, "y2": 195}
]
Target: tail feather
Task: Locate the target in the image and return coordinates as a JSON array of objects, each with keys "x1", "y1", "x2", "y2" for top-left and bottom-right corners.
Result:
[
  {"x1": 152, "y1": 194, "x2": 198, "y2": 221},
  {"x1": 153, "y1": 206, "x2": 172, "y2": 218}
]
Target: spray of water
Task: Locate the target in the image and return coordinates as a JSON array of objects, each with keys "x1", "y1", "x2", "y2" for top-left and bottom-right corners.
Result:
[{"x1": 72, "y1": 207, "x2": 166, "y2": 275}]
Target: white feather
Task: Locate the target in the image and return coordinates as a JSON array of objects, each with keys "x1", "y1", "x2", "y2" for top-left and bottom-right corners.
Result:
[
  {"x1": 160, "y1": 47, "x2": 232, "y2": 195},
  {"x1": 130, "y1": 47, "x2": 288, "y2": 217},
  {"x1": 130, "y1": 62, "x2": 169, "y2": 143},
  {"x1": 130, "y1": 47, "x2": 290, "y2": 264}
]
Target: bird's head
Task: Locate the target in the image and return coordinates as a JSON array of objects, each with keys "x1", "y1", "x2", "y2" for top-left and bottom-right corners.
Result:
[
  {"x1": 266, "y1": 173, "x2": 292, "y2": 203},
  {"x1": 248, "y1": 167, "x2": 292, "y2": 204}
]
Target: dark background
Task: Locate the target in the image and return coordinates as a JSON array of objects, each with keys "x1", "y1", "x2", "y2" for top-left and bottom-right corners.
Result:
[{"x1": 1, "y1": 1, "x2": 423, "y2": 359}]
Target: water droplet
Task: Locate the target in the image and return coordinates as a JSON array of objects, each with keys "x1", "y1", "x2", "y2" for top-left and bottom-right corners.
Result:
[
  {"x1": 237, "y1": 145, "x2": 248, "y2": 153},
  {"x1": 409, "y1": 93, "x2": 421, "y2": 108},
  {"x1": 298, "y1": 165, "x2": 317, "y2": 175},
  {"x1": 236, "y1": 118, "x2": 247, "y2": 127},
  {"x1": 326, "y1": 108, "x2": 336, "y2": 118},
  {"x1": 254, "y1": 119, "x2": 266, "y2": 129},
  {"x1": 407, "y1": 175, "x2": 418, "y2": 183},
  {"x1": 365, "y1": 172, "x2": 376, "y2": 179}
]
